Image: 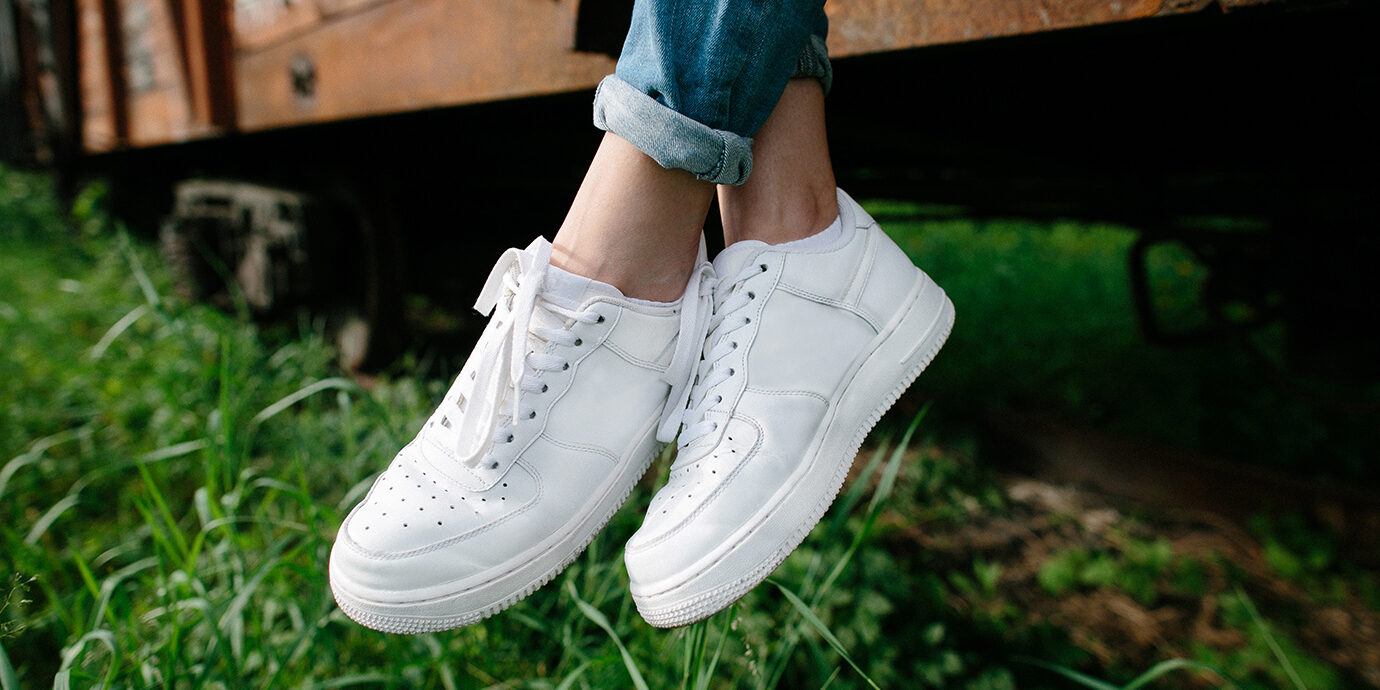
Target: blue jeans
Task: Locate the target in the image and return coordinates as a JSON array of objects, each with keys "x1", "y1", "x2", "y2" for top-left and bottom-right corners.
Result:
[{"x1": 592, "y1": 1, "x2": 831, "y2": 186}]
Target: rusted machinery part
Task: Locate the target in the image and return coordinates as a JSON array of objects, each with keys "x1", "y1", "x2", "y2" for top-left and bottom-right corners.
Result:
[{"x1": 158, "y1": 178, "x2": 405, "y2": 372}]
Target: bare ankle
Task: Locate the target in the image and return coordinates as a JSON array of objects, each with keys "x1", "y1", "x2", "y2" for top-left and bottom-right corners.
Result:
[{"x1": 720, "y1": 183, "x2": 838, "y2": 246}]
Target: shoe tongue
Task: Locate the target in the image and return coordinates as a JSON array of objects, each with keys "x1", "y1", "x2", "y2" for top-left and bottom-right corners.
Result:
[
  {"x1": 711, "y1": 240, "x2": 769, "y2": 278},
  {"x1": 526, "y1": 264, "x2": 625, "y2": 339},
  {"x1": 542, "y1": 264, "x2": 624, "y2": 311}
]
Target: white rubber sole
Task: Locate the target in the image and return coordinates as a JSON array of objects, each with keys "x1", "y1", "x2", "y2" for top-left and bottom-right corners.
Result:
[
  {"x1": 632, "y1": 272, "x2": 955, "y2": 628},
  {"x1": 329, "y1": 423, "x2": 661, "y2": 634}
]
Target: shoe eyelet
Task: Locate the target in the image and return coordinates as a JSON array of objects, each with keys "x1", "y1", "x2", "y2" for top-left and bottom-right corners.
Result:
[
  {"x1": 730, "y1": 341, "x2": 737, "y2": 349},
  {"x1": 506, "y1": 435, "x2": 514, "y2": 443},
  {"x1": 760, "y1": 264, "x2": 768, "y2": 272},
  {"x1": 562, "y1": 363, "x2": 569, "y2": 371},
  {"x1": 490, "y1": 462, "x2": 499, "y2": 469},
  {"x1": 528, "y1": 411, "x2": 537, "y2": 419},
  {"x1": 541, "y1": 384, "x2": 548, "y2": 393},
  {"x1": 747, "y1": 291, "x2": 755, "y2": 299},
  {"x1": 574, "y1": 338, "x2": 583, "y2": 346},
  {"x1": 728, "y1": 368, "x2": 735, "y2": 376},
  {"x1": 596, "y1": 315, "x2": 605, "y2": 323}
]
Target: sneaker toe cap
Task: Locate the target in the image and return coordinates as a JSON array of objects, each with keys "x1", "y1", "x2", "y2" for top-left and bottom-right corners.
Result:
[{"x1": 330, "y1": 453, "x2": 535, "y2": 595}]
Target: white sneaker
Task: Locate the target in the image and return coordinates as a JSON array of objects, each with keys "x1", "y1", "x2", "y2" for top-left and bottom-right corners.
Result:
[
  {"x1": 625, "y1": 189, "x2": 955, "y2": 627},
  {"x1": 330, "y1": 237, "x2": 713, "y2": 633}
]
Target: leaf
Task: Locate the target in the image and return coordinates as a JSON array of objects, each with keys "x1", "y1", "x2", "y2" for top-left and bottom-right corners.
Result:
[
  {"x1": 0, "y1": 639, "x2": 19, "y2": 690},
  {"x1": 566, "y1": 580, "x2": 649, "y2": 690},
  {"x1": 1122, "y1": 658, "x2": 1231, "y2": 690},
  {"x1": 770, "y1": 580, "x2": 880, "y2": 690},
  {"x1": 1012, "y1": 656, "x2": 1120, "y2": 690},
  {"x1": 1236, "y1": 585, "x2": 1307, "y2": 690}
]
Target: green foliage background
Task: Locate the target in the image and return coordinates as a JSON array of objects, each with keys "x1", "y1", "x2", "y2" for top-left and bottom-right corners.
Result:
[{"x1": 2, "y1": 164, "x2": 1367, "y2": 688}]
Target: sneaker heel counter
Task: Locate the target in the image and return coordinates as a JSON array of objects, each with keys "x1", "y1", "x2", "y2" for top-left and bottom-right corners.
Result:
[{"x1": 857, "y1": 225, "x2": 925, "y2": 326}]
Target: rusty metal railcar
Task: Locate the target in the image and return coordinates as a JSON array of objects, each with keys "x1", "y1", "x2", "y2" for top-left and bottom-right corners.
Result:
[
  {"x1": 3, "y1": 0, "x2": 1376, "y2": 372},
  {"x1": 6, "y1": 0, "x2": 1294, "y2": 158}
]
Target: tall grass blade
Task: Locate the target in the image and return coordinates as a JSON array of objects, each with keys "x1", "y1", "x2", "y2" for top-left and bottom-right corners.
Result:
[
  {"x1": 763, "y1": 408, "x2": 929, "y2": 690},
  {"x1": 302, "y1": 673, "x2": 393, "y2": 689},
  {"x1": 1236, "y1": 585, "x2": 1307, "y2": 690},
  {"x1": 1012, "y1": 657, "x2": 1120, "y2": 690},
  {"x1": 770, "y1": 580, "x2": 880, "y2": 690},
  {"x1": 553, "y1": 660, "x2": 593, "y2": 690},
  {"x1": 57, "y1": 629, "x2": 118, "y2": 684},
  {"x1": 818, "y1": 666, "x2": 842, "y2": 690},
  {"x1": 219, "y1": 554, "x2": 283, "y2": 632},
  {"x1": 89, "y1": 303, "x2": 150, "y2": 360},
  {"x1": 117, "y1": 228, "x2": 162, "y2": 308},
  {"x1": 140, "y1": 439, "x2": 210, "y2": 464},
  {"x1": 694, "y1": 611, "x2": 733, "y2": 690},
  {"x1": 25, "y1": 492, "x2": 80, "y2": 545},
  {"x1": 92, "y1": 557, "x2": 159, "y2": 630},
  {"x1": 566, "y1": 580, "x2": 650, "y2": 690},
  {"x1": 821, "y1": 437, "x2": 889, "y2": 543},
  {"x1": 681, "y1": 620, "x2": 705, "y2": 690},
  {"x1": 0, "y1": 639, "x2": 19, "y2": 690},
  {"x1": 1121, "y1": 658, "x2": 1231, "y2": 690},
  {"x1": 1, "y1": 427, "x2": 88, "y2": 499},
  {"x1": 253, "y1": 378, "x2": 360, "y2": 425},
  {"x1": 813, "y1": 408, "x2": 919, "y2": 606},
  {"x1": 134, "y1": 461, "x2": 190, "y2": 561}
]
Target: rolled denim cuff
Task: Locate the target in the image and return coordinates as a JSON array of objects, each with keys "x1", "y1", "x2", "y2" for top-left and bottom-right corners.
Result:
[
  {"x1": 593, "y1": 74, "x2": 754, "y2": 186},
  {"x1": 793, "y1": 34, "x2": 833, "y2": 96}
]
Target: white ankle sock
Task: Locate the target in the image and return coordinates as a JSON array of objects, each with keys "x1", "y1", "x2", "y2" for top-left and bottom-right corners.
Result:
[
  {"x1": 544, "y1": 265, "x2": 677, "y2": 309},
  {"x1": 775, "y1": 214, "x2": 844, "y2": 251}
]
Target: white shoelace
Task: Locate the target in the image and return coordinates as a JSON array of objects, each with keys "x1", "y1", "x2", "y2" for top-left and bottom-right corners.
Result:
[
  {"x1": 437, "y1": 237, "x2": 715, "y2": 468},
  {"x1": 657, "y1": 242, "x2": 716, "y2": 443},
  {"x1": 676, "y1": 260, "x2": 766, "y2": 448}
]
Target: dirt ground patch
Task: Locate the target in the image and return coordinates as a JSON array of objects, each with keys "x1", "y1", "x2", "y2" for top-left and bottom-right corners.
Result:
[{"x1": 885, "y1": 471, "x2": 1380, "y2": 687}]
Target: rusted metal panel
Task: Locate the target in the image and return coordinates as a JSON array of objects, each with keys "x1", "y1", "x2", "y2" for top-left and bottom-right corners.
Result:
[
  {"x1": 71, "y1": 0, "x2": 1287, "y2": 151},
  {"x1": 171, "y1": 0, "x2": 235, "y2": 131},
  {"x1": 824, "y1": 0, "x2": 1274, "y2": 56},
  {"x1": 121, "y1": 0, "x2": 198, "y2": 146},
  {"x1": 78, "y1": 0, "x2": 234, "y2": 152},
  {"x1": 231, "y1": 0, "x2": 614, "y2": 132},
  {"x1": 78, "y1": 0, "x2": 120, "y2": 150},
  {"x1": 233, "y1": 0, "x2": 327, "y2": 51}
]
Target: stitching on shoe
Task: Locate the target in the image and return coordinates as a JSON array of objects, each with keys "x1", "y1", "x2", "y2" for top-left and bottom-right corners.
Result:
[
  {"x1": 841, "y1": 230, "x2": 875, "y2": 307},
  {"x1": 775, "y1": 284, "x2": 878, "y2": 332},
  {"x1": 602, "y1": 339, "x2": 666, "y2": 372},
  {"x1": 741, "y1": 386, "x2": 829, "y2": 404},
  {"x1": 629, "y1": 416, "x2": 764, "y2": 551},
  {"x1": 537, "y1": 434, "x2": 618, "y2": 463}
]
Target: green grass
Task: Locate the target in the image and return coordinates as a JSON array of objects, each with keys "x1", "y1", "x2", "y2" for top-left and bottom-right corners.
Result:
[
  {"x1": 3, "y1": 163, "x2": 1361, "y2": 688},
  {"x1": 0, "y1": 165, "x2": 998, "y2": 688},
  {"x1": 868, "y1": 200, "x2": 1380, "y2": 483}
]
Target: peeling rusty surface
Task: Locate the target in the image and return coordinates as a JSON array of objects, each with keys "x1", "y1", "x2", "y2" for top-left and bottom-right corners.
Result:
[
  {"x1": 232, "y1": 0, "x2": 614, "y2": 132},
  {"x1": 74, "y1": 0, "x2": 1299, "y2": 149},
  {"x1": 824, "y1": 0, "x2": 1274, "y2": 57}
]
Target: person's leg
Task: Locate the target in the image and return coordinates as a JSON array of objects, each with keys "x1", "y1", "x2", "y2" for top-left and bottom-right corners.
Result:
[
  {"x1": 623, "y1": 6, "x2": 956, "y2": 628},
  {"x1": 597, "y1": 0, "x2": 826, "y2": 185},
  {"x1": 717, "y1": 78, "x2": 838, "y2": 247},
  {"x1": 551, "y1": 133, "x2": 712, "y2": 303},
  {"x1": 331, "y1": 0, "x2": 827, "y2": 634},
  {"x1": 554, "y1": 0, "x2": 828, "y2": 302}
]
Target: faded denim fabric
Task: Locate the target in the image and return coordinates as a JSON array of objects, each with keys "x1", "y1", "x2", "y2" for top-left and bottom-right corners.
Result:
[{"x1": 592, "y1": 1, "x2": 830, "y2": 186}]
